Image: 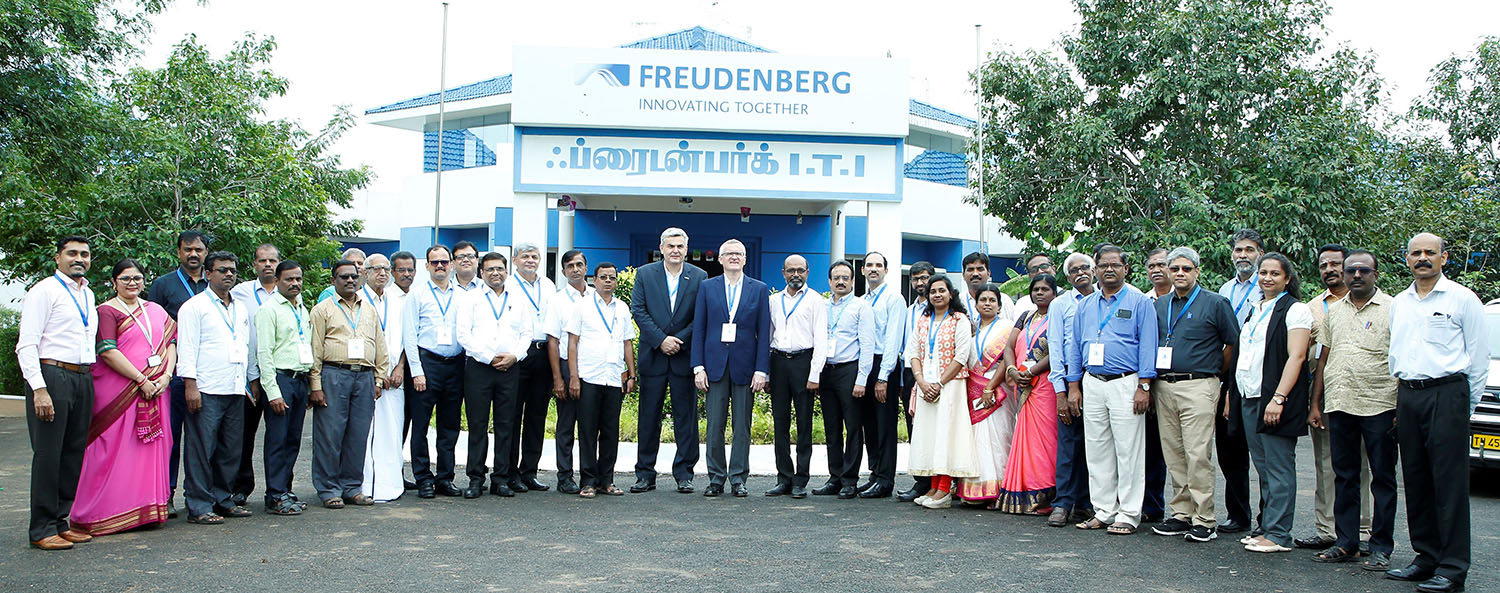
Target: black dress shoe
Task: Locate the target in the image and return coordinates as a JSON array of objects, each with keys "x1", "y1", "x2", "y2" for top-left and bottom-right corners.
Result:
[
  {"x1": 404, "y1": 479, "x2": 418, "y2": 490},
  {"x1": 837, "y1": 486, "x2": 859, "y2": 499},
  {"x1": 859, "y1": 484, "x2": 893, "y2": 499},
  {"x1": 732, "y1": 484, "x2": 748, "y2": 497},
  {"x1": 435, "y1": 481, "x2": 462, "y2": 497},
  {"x1": 1416, "y1": 575, "x2": 1463, "y2": 593},
  {"x1": 676, "y1": 480, "x2": 694, "y2": 494},
  {"x1": 790, "y1": 486, "x2": 808, "y2": 499},
  {"x1": 464, "y1": 483, "x2": 485, "y2": 499},
  {"x1": 557, "y1": 481, "x2": 581, "y2": 495},
  {"x1": 1294, "y1": 534, "x2": 1336, "y2": 550},
  {"x1": 1387, "y1": 564, "x2": 1437, "y2": 582},
  {"x1": 765, "y1": 483, "x2": 792, "y2": 497},
  {"x1": 812, "y1": 482, "x2": 840, "y2": 496},
  {"x1": 703, "y1": 484, "x2": 724, "y2": 497},
  {"x1": 630, "y1": 479, "x2": 656, "y2": 493},
  {"x1": 417, "y1": 483, "x2": 436, "y2": 499},
  {"x1": 508, "y1": 480, "x2": 528, "y2": 493},
  {"x1": 523, "y1": 478, "x2": 549, "y2": 492},
  {"x1": 489, "y1": 482, "x2": 515, "y2": 497},
  {"x1": 857, "y1": 480, "x2": 876, "y2": 492},
  {"x1": 1217, "y1": 519, "x2": 1249, "y2": 534},
  {"x1": 896, "y1": 488, "x2": 921, "y2": 503}
]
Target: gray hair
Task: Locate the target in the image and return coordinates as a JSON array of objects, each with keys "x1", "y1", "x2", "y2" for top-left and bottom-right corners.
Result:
[
  {"x1": 1062, "y1": 252, "x2": 1092, "y2": 272},
  {"x1": 342, "y1": 247, "x2": 367, "y2": 260},
  {"x1": 660, "y1": 227, "x2": 688, "y2": 244},
  {"x1": 1166, "y1": 246, "x2": 1201, "y2": 268},
  {"x1": 513, "y1": 242, "x2": 541, "y2": 257}
]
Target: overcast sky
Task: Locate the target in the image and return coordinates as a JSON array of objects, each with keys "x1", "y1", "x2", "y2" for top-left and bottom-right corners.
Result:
[{"x1": 138, "y1": 0, "x2": 1499, "y2": 195}]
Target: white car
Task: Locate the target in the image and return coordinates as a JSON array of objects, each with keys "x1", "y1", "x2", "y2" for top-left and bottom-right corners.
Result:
[{"x1": 1470, "y1": 300, "x2": 1500, "y2": 468}]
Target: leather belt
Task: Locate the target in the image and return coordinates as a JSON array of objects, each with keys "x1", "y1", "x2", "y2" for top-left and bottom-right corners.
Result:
[
  {"x1": 772, "y1": 348, "x2": 812, "y2": 359},
  {"x1": 826, "y1": 360, "x2": 858, "y2": 369},
  {"x1": 325, "y1": 362, "x2": 372, "y2": 373},
  {"x1": 529, "y1": 341, "x2": 547, "y2": 350},
  {"x1": 1088, "y1": 372, "x2": 1130, "y2": 382},
  {"x1": 40, "y1": 359, "x2": 90, "y2": 373},
  {"x1": 1398, "y1": 373, "x2": 1465, "y2": 390},
  {"x1": 1158, "y1": 372, "x2": 1216, "y2": 383},
  {"x1": 419, "y1": 348, "x2": 463, "y2": 362},
  {"x1": 276, "y1": 369, "x2": 310, "y2": 381}
]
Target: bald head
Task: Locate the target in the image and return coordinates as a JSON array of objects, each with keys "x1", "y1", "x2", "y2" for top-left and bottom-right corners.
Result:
[
  {"x1": 782, "y1": 254, "x2": 809, "y2": 292},
  {"x1": 1408, "y1": 232, "x2": 1445, "y2": 254},
  {"x1": 1406, "y1": 232, "x2": 1448, "y2": 281}
]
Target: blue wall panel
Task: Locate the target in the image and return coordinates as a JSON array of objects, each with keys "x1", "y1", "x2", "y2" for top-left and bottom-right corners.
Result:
[
  {"x1": 845, "y1": 216, "x2": 867, "y2": 255},
  {"x1": 399, "y1": 226, "x2": 490, "y2": 255},
  {"x1": 341, "y1": 240, "x2": 400, "y2": 257}
]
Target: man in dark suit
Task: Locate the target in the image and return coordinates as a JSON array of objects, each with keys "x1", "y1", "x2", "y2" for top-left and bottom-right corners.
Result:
[
  {"x1": 692, "y1": 239, "x2": 772, "y2": 498},
  {"x1": 630, "y1": 228, "x2": 708, "y2": 494}
]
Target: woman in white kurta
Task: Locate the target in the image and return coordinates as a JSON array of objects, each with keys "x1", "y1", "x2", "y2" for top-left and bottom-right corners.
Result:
[
  {"x1": 362, "y1": 272, "x2": 407, "y2": 502},
  {"x1": 905, "y1": 276, "x2": 978, "y2": 509}
]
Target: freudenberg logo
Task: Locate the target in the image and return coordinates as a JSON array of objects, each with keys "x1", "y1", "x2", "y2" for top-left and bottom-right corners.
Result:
[{"x1": 575, "y1": 63, "x2": 631, "y2": 87}]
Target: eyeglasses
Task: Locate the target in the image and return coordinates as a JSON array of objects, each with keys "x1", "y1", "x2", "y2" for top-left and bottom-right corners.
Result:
[
  {"x1": 116, "y1": 276, "x2": 145, "y2": 284},
  {"x1": 1168, "y1": 265, "x2": 1196, "y2": 272},
  {"x1": 429, "y1": 259, "x2": 451, "y2": 267},
  {"x1": 482, "y1": 267, "x2": 506, "y2": 274},
  {"x1": 1344, "y1": 266, "x2": 1377, "y2": 276},
  {"x1": 455, "y1": 254, "x2": 477, "y2": 261},
  {"x1": 784, "y1": 267, "x2": 807, "y2": 274},
  {"x1": 1027, "y1": 263, "x2": 1055, "y2": 273},
  {"x1": 335, "y1": 273, "x2": 360, "y2": 280},
  {"x1": 830, "y1": 275, "x2": 852, "y2": 282},
  {"x1": 721, "y1": 252, "x2": 746, "y2": 258},
  {"x1": 1067, "y1": 265, "x2": 1093, "y2": 274},
  {"x1": 367, "y1": 266, "x2": 391, "y2": 272},
  {"x1": 213, "y1": 267, "x2": 237, "y2": 275}
]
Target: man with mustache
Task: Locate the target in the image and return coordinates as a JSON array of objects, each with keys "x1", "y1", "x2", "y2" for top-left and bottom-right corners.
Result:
[
  {"x1": 1384, "y1": 233, "x2": 1487, "y2": 593},
  {"x1": 960, "y1": 252, "x2": 1016, "y2": 328},
  {"x1": 1214, "y1": 228, "x2": 1263, "y2": 536},
  {"x1": 766, "y1": 255, "x2": 827, "y2": 499},
  {"x1": 1308, "y1": 249, "x2": 1399, "y2": 572},
  {"x1": 1046, "y1": 252, "x2": 1097, "y2": 527},
  {"x1": 1015, "y1": 253, "x2": 1057, "y2": 316},
  {"x1": 308, "y1": 259, "x2": 390, "y2": 508},
  {"x1": 857, "y1": 252, "x2": 906, "y2": 498},
  {"x1": 147, "y1": 229, "x2": 210, "y2": 518},
  {"x1": 1301, "y1": 244, "x2": 1373, "y2": 552},
  {"x1": 252, "y1": 260, "x2": 313, "y2": 515},
  {"x1": 897, "y1": 261, "x2": 936, "y2": 502},
  {"x1": 1138, "y1": 247, "x2": 1172, "y2": 523},
  {"x1": 230, "y1": 243, "x2": 281, "y2": 509},
  {"x1": 816, "y1": 260, "x2": 875, "y2": 499}
]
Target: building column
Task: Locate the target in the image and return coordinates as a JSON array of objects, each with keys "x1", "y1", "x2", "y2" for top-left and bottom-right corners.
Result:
[
  {"x1": 555, "y1": 209, "x2": 575, "y2": 284},
  {"x1": 866, "y1": 200, "x2": 903, "y2": 267},
  {"x1": 512, "y1": 192, "x2": 547, "y2": 260},
  {"x1": 829, "y1": 201, "x2": 847, "y2": 261}
]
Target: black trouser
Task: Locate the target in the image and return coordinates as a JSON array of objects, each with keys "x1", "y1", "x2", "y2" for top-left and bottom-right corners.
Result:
[
  {"x1": 169, "y1": 375, "x2": 187, "y2": 495},
  {"x1": 183, "y1": 392, "x2": 244, "y2": 518},
  {"x1": 578, "y1": 381, "x2": 625, "y2": 488},
  {"x1": 900, "y1": 367, "x2": 930, "y2": 493},
  {"x1": 262, "y1": 371, "x2": 309, "y2": 504},
  {"x1": 25, "y1": 364, "x2": 93, "y2": 542},
  {"x1": 1328, "y1": 409, "x2": 1398, "y2": 556},
  {"x1": 411, "y1": 350, "x2": 464, "y2": 486},
  {"x1": 637, "y1": 370, "x2": 700, "y2": 484},
  {"x1": 1144, "y1": 409, "x2": 1167, "y2": 518},
  {"x1": 509, "y1": 343, "x2": 551, "y2": 483},
  {"x1": 857, "y1": 356, "x2": 900, "y2": 487},
  {"x1": 819, "y1": 361, "x2": 862, "y2": 488},
  {"x1": 464, "y1": 359, "x2": 517, "y2": 485},
  {"x1": 1216, "y1": 383, "x2": 1254, "y2": 526},
  {"x1": 1397, "y1": 377, "x2": 1470, "y2": 584},
  {"x1": 233, "y1": 385, "x2": 265, "y2": 498},
  {"x1": 769, "y1": 350, "x2": 815, "y2": 488},
  {"x1": 555, "y1": 360, "x2": 578, "y2": 486}
]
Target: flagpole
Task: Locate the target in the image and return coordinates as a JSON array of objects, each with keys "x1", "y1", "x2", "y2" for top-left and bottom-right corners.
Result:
[
  {"x1": 432, "y1": 1, "x2": 450, "y2": 246},
  {"x1": 975, "y1": 24, "x2": 985, "y2": 252}
]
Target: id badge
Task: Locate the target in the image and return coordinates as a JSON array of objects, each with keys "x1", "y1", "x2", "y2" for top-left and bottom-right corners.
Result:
[
  {"x1": 1087, "y1": 343, "x2": 1105, "y2": 367},
  {"x1": 1237, "y1": 353, "x2": 1252, "y2": 371},
  {"x1": 297, "y1": 343, "x2": 314, "y2": 365},
  {"x1": 721, "y1": 322, "x2": 737, "y2": 342},
  {"x1": 80, "y1": 339, "x2": 97, "y2": 364},
  {"x1": 435, "y1": 325, "x2": 453, "y2": 346},
  {"x1": 923, "y1": 354, "x2": 941, "y2": 383},
  {"x1": 148, "y1": 354, "x2": 164, "y2": 368},
  {"x1": 229, "y1": 342, "x2": 248, "y2": 364},
  {"x1": 347, "y1": 338, "x2": 366, "y2": 361},
  {"x1": 1156, "y1": 346, "x2": 1173, "y2": 370}
]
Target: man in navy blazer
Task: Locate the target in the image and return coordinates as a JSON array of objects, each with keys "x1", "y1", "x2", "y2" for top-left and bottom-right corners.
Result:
[
  {"x1": 692, "y1": 239, "x2": 772, "y2": 497},
  {"x1": 629, "y1": 228, "x2": 708, "y2": 494}
]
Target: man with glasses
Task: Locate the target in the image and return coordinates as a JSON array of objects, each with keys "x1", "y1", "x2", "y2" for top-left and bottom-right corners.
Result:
[
  {"x1": 1214, "y1": 228, "x2": 1265, "y2": 536},
  {"x1": 402, "y1": 245, "x2": 466, "y2": 498},
  {"x1": 766, "y1": 255, "x2": 826, "y2": 499},
  {"x1": 502, "y1": 243, "x2": 555, "y2": 493},
  {"x1": 1015, "y1": 253, "x2": 1057, "y2": 316},
  {"x1": 692, "y1": 239, "x2": 771, "y2": 498},
  {"x1": 458, "y1": 253, "x2": 532, "y2": 498},
  {"x1": 897, "y1": 261, "x2": 936, "y2": 502},
  {"x1": 1047, "y1": 252, "x2": 1097, "y2": 527},
  {"x1": 360, "y1": 254, "x2": 409, "y2": 501},
  {"x1": 316, "y1": 248, "x2": 366, "y2": 304},
  {"x1": 308, "y1": 260, "x2": 390, "y2": 508},
  {"x1": 815, "y1": 260, "x2": 874, "y2": 499},
  {"x1": 177, "y1": 251, "x2": 254, "y2": 524},
  {"x1": 230, "y1": 243, "x2": 280, "y2": 509},
  {"x1": 451, "y1": 241, "x2": 481, "y2": 292},
  {"x1": 1149, "y1": 248, "x2": 1239, "y2": 543},
  {"x1": 147, "y1": 229, "x2": 209, "y2": 517},
  {"x1": 390, "y1": 251, "x2": 418, "y2": 296},
  {"x1": 630, "y1": 228, "x2": 707, "y2": 494}
]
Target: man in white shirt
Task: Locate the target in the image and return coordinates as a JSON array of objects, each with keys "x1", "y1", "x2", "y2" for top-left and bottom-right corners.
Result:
[
  {"x1": 1383, "y1": 232, "x2": 1488, "y2": 593},
  {"x1": 402, "y1": 245, "x2": 465, "y2": 498},
  {"x1": 567, "y1": 263, "x2": 638, "y2": 497},
  {"x1": 897, "y1": 261, "x2": 935, "y2": 503},
  {"x1": 362, "y1": 254, "x2": 409, "y2": 502},
  {"x1": 1014, "y1": 253, "x2": 1057, "y2": 316},
  {"x1": 230, "y1": 242, "x2": 279, "y2": 508},
  {"x1": 814, "y1": 260, "x2": 875, "y2": 499},
  {"x1": 456, "y1": 252, "x2": 532, "y2": 498},
  {"x1": 765, "y1": 255, "x2": 827, "y2": 499},
  {"x1": 450, "y1": 241, "x2": 482, "y2": 292},
  {"x1": 546, "y1": 249, "x2": 592, "y2": 494},
  {"x1": 15, "y1": 236, "x2": 99, "y2": 549},
  {"x1": 960, "y1": 252, "x2": 1016, "y2": 326},
  {"x1": 177, "y1": 251, "x2": 254, "y2": 524},
  {"x1": 504, "y1": 242, "x2": 556, "y2": 493}
]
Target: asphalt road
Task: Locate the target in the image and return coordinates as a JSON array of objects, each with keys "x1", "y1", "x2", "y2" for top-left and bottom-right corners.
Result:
[{"x1": 1, "y1": 415, "x2": 1497, "y2": 593}]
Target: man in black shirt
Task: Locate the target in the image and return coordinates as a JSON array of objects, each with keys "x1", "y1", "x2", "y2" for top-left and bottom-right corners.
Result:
[{"x1": 145, "y1": 230, "x2": 210, "y2": 518}]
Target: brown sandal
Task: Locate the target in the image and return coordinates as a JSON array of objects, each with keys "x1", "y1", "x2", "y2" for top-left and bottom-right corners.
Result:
[
  {"x1": 1107, "y1": 523, "x2": 1137, "y2": 535},
  {"x1": 323, "y1": 497, "x2": 345, "y2": 509},
  {"x1": 1076, "y1": 518, "x2": 1109, "y2": 530},
  {"x1": 602, "y1": 485, "x2": 625, "y2": 496},
  {"x1": 348, "y1": 494, "x2": 375, "y2": 506},
  {"x1": 579, "y1": 487, "x2": 596, "y2": 498}
]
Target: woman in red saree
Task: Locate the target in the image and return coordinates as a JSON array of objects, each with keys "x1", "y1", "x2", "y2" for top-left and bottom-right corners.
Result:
[
  {"x1": 958, "y1": 284, "x2": 1019, "y2": 506},
  {"x1": 72, "y1": 259, "x2": 177, "y2": 535},
  {"x1": 996, "y1": 274, "x2": 1060, "y2": 514}
]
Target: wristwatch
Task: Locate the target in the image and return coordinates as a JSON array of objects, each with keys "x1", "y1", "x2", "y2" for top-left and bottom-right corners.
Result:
[
  {"x1": 1138, "y1": 382, "x2": 1151, "y2": 392},
  {"x1": 1272, "y1": 394, "x2": 1287, "y2": 405}
]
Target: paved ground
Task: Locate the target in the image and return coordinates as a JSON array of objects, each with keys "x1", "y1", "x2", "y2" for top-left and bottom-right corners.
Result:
[{"x1": 1, "y1": 416, "x2": 1498, "y2": 592}]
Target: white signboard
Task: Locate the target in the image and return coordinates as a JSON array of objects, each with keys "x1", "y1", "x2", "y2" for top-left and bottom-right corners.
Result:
[
  {"x1": 514, "y1": 128, "x2": 901, "y2": 201},
  {"x1": 512, "y1": 46, "x2": 909, "y2": 137}
]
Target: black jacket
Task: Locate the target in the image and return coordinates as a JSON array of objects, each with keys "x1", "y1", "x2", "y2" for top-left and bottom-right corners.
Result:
[{"x1": 1249, "y1": 294, "x2": 1310, "y2": 437}]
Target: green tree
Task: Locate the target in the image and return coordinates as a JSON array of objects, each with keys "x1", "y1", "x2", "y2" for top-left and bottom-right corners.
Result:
[{"x1": 975, "y1": 0, "x2": 1389, "y2": 281}]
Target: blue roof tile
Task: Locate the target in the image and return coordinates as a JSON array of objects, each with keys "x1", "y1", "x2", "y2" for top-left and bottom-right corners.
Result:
[
  {"x1": 908, "y1": 99, "x2": 976, "y2": 127},
  {"x1": 903, "y1": 150, "x2": 968, "y2": 187}
]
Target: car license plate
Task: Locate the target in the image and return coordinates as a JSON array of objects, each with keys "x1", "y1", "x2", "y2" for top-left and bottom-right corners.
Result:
[{"x1": 1473, "y1": 434, "x2": 1500, "y2": 450}]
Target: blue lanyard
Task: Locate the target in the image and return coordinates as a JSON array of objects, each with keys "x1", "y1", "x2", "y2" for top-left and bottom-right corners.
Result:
[
  {"x1": 1165, "y1": 286, "x2": 1201, "y2": 342},
  {"x1": 866, "y1": 283, "x2": 887, "y2": 304},
  {"x1": 782, "y1": 289, "x2": 807, "y2": 322},
  {"x1": 177, "y1": 269, "x2": 201, "y2": 296},
  {"x1": 484, "y1": 291, "x2": 509, "y2": 321},
  {"x1": 927, "y1": 310, "x2": 950, "y2": 358},
  {"x1": 363, "y1": 287, "x2": 387, "y2": 332},
  {"x1": 1231, "y1": 281, "x2": 1253, "y2": 316},
  {"x1": 338, "y1": 299, "x2": 362, "y2": 332},
  {"x1": 726, "y1": 281, "x2": 740, "y2": 321},
  {"x1": 829, "y1": 296, "x2": 851, "y2": 334},
  {"x1": 1247, "y1": 293, "x2": 1285, "y2": 341},
  {"x1": 976, "y1": 317, "x2": 999, "y2": 352},
  {"x1": 667, "y1": 273, "x2": 679, "y2": 305},
  {"x1": 289, "y1": 300, "x2": 306, "y2": 338},
  {"x1": 209, "y1": 292, "x2": 238, "y2": 337},
  {"x1": 253, "y1": 287, "x2": 263, "y2": 306},
  {"x1": 54, "y1": 273, "x2": 90, "y2": 327},
  {"x1": 593, "y1": 295, "x2": 615, "y2": 335},
  {"x1": 518, "y1": 277, "x2": 542, "y2": 315},
  {"x1": 428, "y1": 282, "x2": 453, "y2": 317},
  {"x1": 1096, "y1": 292, "x2": 1127, "y2": 338}
]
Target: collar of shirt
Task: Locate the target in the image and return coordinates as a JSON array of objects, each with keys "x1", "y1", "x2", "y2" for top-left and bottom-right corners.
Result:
[{"x1": 1402, "y1": 275, "x2": 1460, "y2": 300}]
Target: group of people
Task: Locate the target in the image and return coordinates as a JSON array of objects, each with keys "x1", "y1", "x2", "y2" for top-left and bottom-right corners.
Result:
[{"x1": 15, "y1": 226, "x2": 1483, "y2": 593}]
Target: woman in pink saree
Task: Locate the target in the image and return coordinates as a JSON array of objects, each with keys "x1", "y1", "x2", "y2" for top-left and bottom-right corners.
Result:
[
  {"x1": 996, "y1": 274, "x2": 1060, "y2": 515},
  {"x1": 958, "y1": 284, "x2": 1018, "y2": 506},
  {"x1": 72, "y1": 259, "x2": 176, "y2": 535}
]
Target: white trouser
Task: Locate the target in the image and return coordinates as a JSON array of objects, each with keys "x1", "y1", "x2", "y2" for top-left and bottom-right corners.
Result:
[{"x1": 1082, "y1": 373, "x2": 1146, "y2": 527}]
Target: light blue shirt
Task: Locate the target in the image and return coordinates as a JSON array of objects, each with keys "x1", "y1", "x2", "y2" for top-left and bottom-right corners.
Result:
[
  {"x1": 1219, "y1": 276, "x2": 1262, "y2": 326},
  {"x1": 1048, "y1": 288, "x2": 1091, "y2": 392},
  {"x1": 902, "y1": 300, "x2": 929, "y2": 368},
  {"x1": 864, "y1": 282, "x2": 907, "y2": 378},
  {"x1": 827, "y1": 294, "x2": 876, "y2": 384},
  {"x1": 1065, "y1": 286, "x2": 1159, "y2": 381},
  {"x1": 403, "y1": 280, "x2": 462, "y2": 377}
]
